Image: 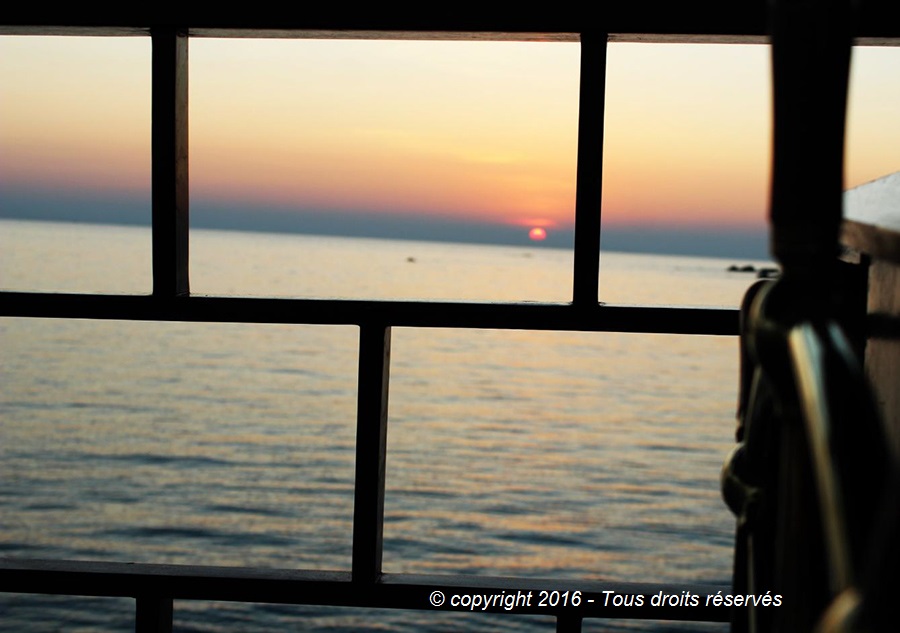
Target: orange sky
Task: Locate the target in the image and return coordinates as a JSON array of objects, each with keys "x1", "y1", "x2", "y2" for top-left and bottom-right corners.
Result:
[{"x1": 1, "y1": 36, "x2": 897, "y2": 234}]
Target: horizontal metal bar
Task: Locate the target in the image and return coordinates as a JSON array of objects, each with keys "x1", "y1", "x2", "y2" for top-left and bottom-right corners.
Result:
[
  {"x1": 1, "y1": 3, "x2": 899, "y2": 43},
  {"x1": 0, "y1": 558, "x2": 734, "y2": 622},
  {"x1": 0, "y1": 292, "x2": 738, "y2": 335},
  {"x1": 2, "y1": 5, "x2": 767, "y2": 38}
]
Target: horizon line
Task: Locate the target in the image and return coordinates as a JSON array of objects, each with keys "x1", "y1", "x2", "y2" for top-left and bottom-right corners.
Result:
[{"x1": 1, "y1": 213, "x2": 772, "y2": 261}]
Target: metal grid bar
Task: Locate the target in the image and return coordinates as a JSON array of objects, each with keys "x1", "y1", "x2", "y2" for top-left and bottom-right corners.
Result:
[
  {"x1": 4, "y1": 4, "x2": 899, "y2": 42},
  {"x1": 0, "y1": 559, "x2": 734, "y2": 623},
  {"x1": 572, "y1": 32, "x2": 607, "y2": 307},
  {"x1": 352, "y1": 324, "x2": 392, "y2": 583},
  {"x1": 0, "y1": 293, "x2": 738, "y2": 335},
  {"x1": 135, "y1": 595, "x2": 174, "y2": 633},
  {"x1": 557, "y1": 614, "x2": 583, "y2": 633},
  {"x1": 0, "y1": 23, "x2": 760, "y2": 631},
  {"x1": 150, "y1": 26, "x2": 190, "y2": 297}
]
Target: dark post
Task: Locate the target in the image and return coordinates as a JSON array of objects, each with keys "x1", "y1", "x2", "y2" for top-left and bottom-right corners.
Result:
[
  {"x1": 572, "y1": 32, "x2": 607, "y2": 307},
  {"x1": 769, "y1": 0, "x2": 852, "y2": 285},
  {"x1": 556, "y1": 615, "x2": 582, "y2": 633},
  {"x1": 352, "y1": 324, "x2": 392, "y2": 583},
  {"x1": 764, "y1": 3, "x2": 856, "y2": 631},
  {"x1": 151, "y1": 26, "x2": 190, "y2": 297},
  {"x1": 135, "y1": 595, "x2": 174, "y2": 633}
]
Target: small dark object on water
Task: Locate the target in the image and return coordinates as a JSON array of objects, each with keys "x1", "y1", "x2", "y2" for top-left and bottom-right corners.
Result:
[
  {"x1": 727, "y1": 264, "x2": 757, "y2": 273},
  {"x1": 406, "y1": 256, "x2": 416, "y2": 263}
]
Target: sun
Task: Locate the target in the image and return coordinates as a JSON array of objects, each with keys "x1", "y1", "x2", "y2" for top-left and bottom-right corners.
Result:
[{"x1": 528, "y1": 227, "x2": 547, "y2": 241}]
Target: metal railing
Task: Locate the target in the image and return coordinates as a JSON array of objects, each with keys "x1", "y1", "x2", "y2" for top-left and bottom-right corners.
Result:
[{"x1": 2, "y1": 6, "x2": 897, "y2": 632}]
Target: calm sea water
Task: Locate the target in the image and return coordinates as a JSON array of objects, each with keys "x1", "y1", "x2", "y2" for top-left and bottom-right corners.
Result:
[{"x1": 1, "y1": 219, "x2": 771, "y2": 632}]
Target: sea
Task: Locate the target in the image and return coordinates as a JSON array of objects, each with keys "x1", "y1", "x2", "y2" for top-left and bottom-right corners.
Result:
[{"x1": 1, "y1": 219, "x2": 773, "y2": 632}]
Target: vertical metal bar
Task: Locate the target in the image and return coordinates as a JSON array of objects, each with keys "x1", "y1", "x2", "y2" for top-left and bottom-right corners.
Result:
[
  {"x1": 556, "y1": 615, "x2": 582, "y2": 633},
  {"x1": 142, "y1": 29, "x2": 185, "y2": 625},
  {"x1": 352, "y1": 324, "x2": 391, "y2": 583},
  {"x1": 572, "y1": 32, "x2": 608, "y2": 307},
  {"x1": 135, "y1": 596, "x2": 173, "y2": 633},
  {"x1": 151, "y1": 26, "x2": 190, "y2": 297}
]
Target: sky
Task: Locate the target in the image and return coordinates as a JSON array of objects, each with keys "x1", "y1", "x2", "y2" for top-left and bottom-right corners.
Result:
[{"x1": 1, "y1": 35, "x2": 897, "y2": 258}]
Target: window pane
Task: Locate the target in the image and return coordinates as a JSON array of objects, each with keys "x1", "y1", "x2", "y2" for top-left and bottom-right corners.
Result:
[
  {"x1": 600, "y1": 43, "x2": 772, "y2": 307},
  {"x1": 1, "y1": 319, "x2": 357, "y2": 569},
  {"x1": 385, "y1": 328, "x2": 736, "y2": 585},
  {"x1": 189, "y1": 39, "x2": 579, "y2": 301},
  {"x1": 0, "y1": 36, "x2": 151, "y2": 294}
]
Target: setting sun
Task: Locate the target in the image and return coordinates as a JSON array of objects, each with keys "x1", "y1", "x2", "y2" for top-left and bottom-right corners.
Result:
[{"x1": 528, "y1": 227, "x2": 547, "y2": 241}]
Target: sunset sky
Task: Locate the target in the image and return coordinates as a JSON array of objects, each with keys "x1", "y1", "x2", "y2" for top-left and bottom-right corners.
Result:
[{"x1": 1, "y1": 35, "x2": 897, "y2": 256}]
